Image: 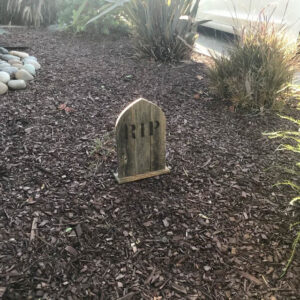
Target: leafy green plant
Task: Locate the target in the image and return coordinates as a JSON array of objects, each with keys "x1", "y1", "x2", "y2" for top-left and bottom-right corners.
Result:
[
  {"x1": 57, "y1": 0, "x2": 128, "y2": 36},
  {"x1": 90, "y1": 133, "x2": 115, "y2": 159},
  {"x1": 207, "y1": 20, "x2": 299, "y2": 112},
  {"x1": 264, "y1": 98, "x2": 300, "y2": 277},
  {"x1": 86, "y1": 0, "x2": 130, "y2": 26},
  {"x1": 89, "y1": 132, "x2": 115, "y2": 175}
]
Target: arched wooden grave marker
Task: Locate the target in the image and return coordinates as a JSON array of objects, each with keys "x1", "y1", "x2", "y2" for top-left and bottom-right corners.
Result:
[{"x1": 114, "y1": 98, "x2": 170, "y2": 184}]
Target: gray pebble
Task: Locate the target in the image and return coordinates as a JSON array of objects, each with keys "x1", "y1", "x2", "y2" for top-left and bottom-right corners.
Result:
[
  {"x1": 8, "y1": 79, "x2": 26, "y2": 90},
  {"x1": 0, "y1": 81, "x2": 8, "y2": 94},
  {"x1": 0, "y1": 47, "x2": 9, "y2": 55},
  {"x1": 15, "y1": 69, "x2": 34, "y2": 81},
  {"x1": 23, "y1": 64, "x2": 36, "y2": 76},
  {"x1": 0, "y1": 54, "x2": 21, "y2": 62},
  {"x1": 0, "y1": 67, "x2": 18, "y2": 76},
  {"x1": 0, "y1": 71, "x2": 10, "y2": 83}
]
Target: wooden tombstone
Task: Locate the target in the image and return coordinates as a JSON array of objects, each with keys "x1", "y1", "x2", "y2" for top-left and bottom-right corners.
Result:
[{"x1": 114, "y1": 98, "x2": 170, "y2": 184}]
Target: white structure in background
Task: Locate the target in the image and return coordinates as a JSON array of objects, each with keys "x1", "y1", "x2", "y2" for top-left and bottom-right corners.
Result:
[{"x1": 196, "y1": 0, "x2": 300, "y2": 43}]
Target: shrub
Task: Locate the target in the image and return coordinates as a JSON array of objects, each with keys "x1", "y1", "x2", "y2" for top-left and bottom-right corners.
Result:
[
  {"x1": 207, "y1": 21, "x2": 299, "y2": 112},
  {"x1": 56, "y1": 0, "x2": 128, "y2": 36},
  {"x1": 84, "y1": 0, "x2": 205, "y2": 61},
  {"x1": 125, "y1": 0, "x2": 201, "y2": 62}
]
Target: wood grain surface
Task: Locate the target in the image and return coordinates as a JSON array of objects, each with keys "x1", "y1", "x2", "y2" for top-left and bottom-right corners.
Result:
[{"x1": 115, "y1": 98, "x2": 169, "y2": 183}]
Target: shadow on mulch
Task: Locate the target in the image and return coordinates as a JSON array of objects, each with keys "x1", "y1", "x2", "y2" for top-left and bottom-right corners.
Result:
[{"x1": 0, "y1": 28, "x2": 299, "y2": 299}]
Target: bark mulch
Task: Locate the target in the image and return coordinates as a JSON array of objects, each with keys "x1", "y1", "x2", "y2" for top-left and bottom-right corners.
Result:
[{"x1": 0, "y1": 28, "x2": 299, "y2": 300}]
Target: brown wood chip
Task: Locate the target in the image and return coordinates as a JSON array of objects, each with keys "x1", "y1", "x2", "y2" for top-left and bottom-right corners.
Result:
[
  {"x1": 239, "y1": 271, "x2": 262, "y2": 285},
  {"x1": 171, "y1": 283, "x2": 187, "y2": 294},
  {"x1": 30, "y1": 217, "x2": 38, "y2": 242},
  {"x1": 116, "y1": 292, "x2": 136, "y2": 300},
  {"x1": 75, "y1": 224, "x2": 83, "y2": 237},
  {"x1": 65, "y1": 246, "x2": 78, "y2": 256},
  {"x1": 0, "y1": 287, "x2": 6, "y2": 298}
]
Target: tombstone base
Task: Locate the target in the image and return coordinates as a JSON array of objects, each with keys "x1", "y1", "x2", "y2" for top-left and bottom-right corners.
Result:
[{"x1": 114, "y1": 167, "x2": 170, "y2": 184}]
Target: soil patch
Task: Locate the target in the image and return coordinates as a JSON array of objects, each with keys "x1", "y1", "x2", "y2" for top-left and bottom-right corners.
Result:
[{"x1": 0, "y1": 28, "x2": 299, "y2": 299}]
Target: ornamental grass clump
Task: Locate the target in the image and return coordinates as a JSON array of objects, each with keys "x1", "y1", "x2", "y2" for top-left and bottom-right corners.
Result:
[
  {"x1": 265, "y1": 99, "x2": 300, "y2": 276},
  {"x1": 208, "y1": 21, "x2": 299, "y2": 112},
  {"x1": 125, "y1": 0, "x2": 201, "y2": 62},
  {"x1": 4, "y1": 0, "x2": 57, "y2": 27},
  {"x1": 84, "y1": 0, "x2": 204, "y2": 62}
]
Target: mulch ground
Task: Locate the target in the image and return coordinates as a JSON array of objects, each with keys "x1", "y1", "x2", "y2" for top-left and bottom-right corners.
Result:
[{"x1": 0, "y1": 28, "x2": 299, "y2": 300}]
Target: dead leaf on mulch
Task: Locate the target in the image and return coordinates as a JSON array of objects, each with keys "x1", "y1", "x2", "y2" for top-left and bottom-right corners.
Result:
[{"x1": 58, "y1": 103, "x2": 74, "y2": 112}]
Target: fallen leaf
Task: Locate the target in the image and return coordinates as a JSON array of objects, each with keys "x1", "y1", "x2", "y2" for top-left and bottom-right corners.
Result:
[
  {"x1": 64, "y1": 106, "x2": 74, "y2": 112},
  {"x1": 58, "y1": 103, "x2": 74, "y2": 112},
  {"x1": 58, "y1": 103, "x2": 67, "y2": 110}
]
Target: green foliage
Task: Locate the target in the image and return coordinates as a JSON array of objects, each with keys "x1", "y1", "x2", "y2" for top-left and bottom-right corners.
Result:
[
  {"x1": 90, "y1": 133, "x2": 115, "y2": 159},
  {"x1": 2, "y1": 0, "x2": 57, "y2": 27},
  {"x1": 84, "y1": 0, "x2": 204, "y2": 62},
  {"x1": 264, "y1": 99, "x2": 300, "y2": 277},
  {"x1": 281, "y1": 226, "x2": 300, "y2": 278},
  {"x1": 56, "y1": 0, "x2": 128, "y2": 36},
  {"x1": 86, "y1": 0, "x2": 130, "y2": 26},
  {"x1": 124, "y1": 0, "x2": 201, "y2": 62},
  {"x1": 207, "y1": 21, "x2": 299, "y2": 112}
]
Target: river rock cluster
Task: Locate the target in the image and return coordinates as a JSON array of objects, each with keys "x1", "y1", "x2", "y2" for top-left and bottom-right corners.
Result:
[{"x1": 0, "y1": 46, "x2": 41, "y2": 95}]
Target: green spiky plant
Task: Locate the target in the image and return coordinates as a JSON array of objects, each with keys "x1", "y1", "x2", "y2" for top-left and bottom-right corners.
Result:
[
  {"x1": 124, "y1": 0, "x2": 202, "y2": 61},
  {"x1": 207, "y1": 19, "x2": 299, "y2": 112},
  {"x1": 85, "y1": 0, "x2": 206, "y2": 62},
  {"x1": 265, "y1": 98, "x2": 300, "y2": 277}
]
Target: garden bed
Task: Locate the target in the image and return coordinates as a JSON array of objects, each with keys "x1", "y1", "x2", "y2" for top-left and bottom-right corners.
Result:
[{"x1": 0, "y1": 28, "x2": 299, "y2": 299}]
